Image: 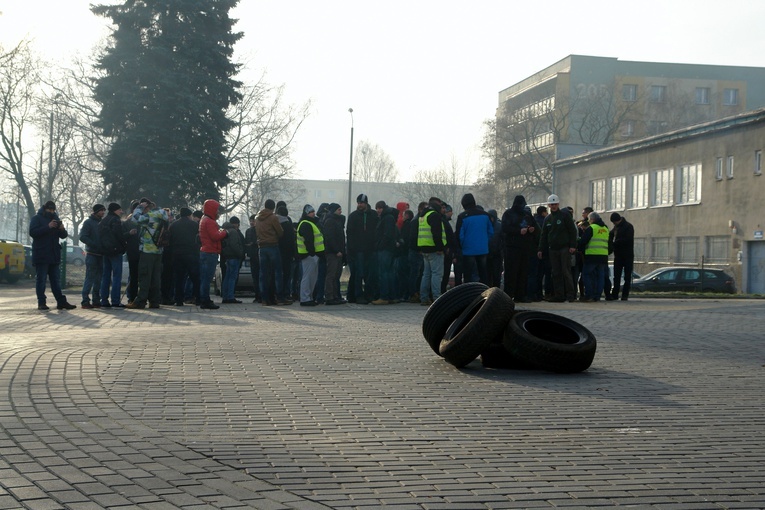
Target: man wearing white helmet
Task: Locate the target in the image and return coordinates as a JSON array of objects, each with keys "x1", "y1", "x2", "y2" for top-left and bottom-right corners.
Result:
[{"x1": 537, "y1": 194, "x2": 578, "y2": 302}]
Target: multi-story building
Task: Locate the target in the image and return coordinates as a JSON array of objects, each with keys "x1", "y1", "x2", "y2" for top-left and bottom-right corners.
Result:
[
  {"x1": 553, "y1": 107, "x2": 765, "y2": 294},
  {"x1": 494, "y1": 55, "x2": 765, "y2": 206}
]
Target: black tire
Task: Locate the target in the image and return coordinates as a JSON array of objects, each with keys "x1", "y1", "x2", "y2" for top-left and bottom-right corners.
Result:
[
  {"x1": 503, "y1": 310, "x2": 597, "y2": 373},
  {"x1": 421, "y1": 282, "x2": 489, "y2": 355},
  {"x1": 6, "y1": 274, "x2": 20, "y2": 284},
  {"x1": 439, "y1": 287, "x2": 514, "y2": 368},
  {"x1": 480, "y1": 341, "x2": 536, "y2": 370}
]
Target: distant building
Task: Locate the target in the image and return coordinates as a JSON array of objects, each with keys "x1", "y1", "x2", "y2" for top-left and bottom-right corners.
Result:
[
  {"x1": 553, "y1": 107, "x2": 765, "y2": 294},
  {"x1": 494, "y1": 55, "x2": 765, "y2": 205}
]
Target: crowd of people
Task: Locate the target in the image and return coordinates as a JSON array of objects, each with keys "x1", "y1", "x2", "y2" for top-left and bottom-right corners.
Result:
[{"x1": 29, "y1": 191, "x2": 635, "y2": 311}]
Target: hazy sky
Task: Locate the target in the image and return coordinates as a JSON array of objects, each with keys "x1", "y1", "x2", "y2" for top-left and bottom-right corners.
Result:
[{"x1": 2, "y1": 0, "x2": 765, "y2": 183}]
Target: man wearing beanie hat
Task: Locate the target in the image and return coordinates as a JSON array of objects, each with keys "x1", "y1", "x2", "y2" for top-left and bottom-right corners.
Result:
[
  {"x1": 167, "y1": 206, "x2": 201, "y2": 306},
  {"x1": 346, "y1": 193, "x2": 378, "y2": 304},
  {"x1": 455, "y1": 193, "x2": 493, "y2": 287},
  {"x1": 296, "y1": 204, "x2": 325, "y2": 306},
  {"x1": 255, "y1": 198, "x2": 291, "y2": 305},
  {"x1": 417, "y1": 197, "x2": 446, "y2": 306},
  {"x1": 99, "y1": 203, "x2": 128, "y2": 307},
  {"x1": 323, "y1": 203, "x2": 346, "y2": 305},
  {"x1": 609, "y1": 212, "x2": 634, "y2": 301},
  {"x1": 220, "y1": 216, "x2": 246, "y2": 303},
  {"x1": 79, "y1": 203, "x2": 107, "y2": 308},
  {"x1": 29, "y1": 200, "x2": 76, "y2": 310}
]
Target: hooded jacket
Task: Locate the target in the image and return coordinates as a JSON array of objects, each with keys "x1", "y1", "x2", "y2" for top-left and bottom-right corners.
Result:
[
  {"x1": 29, "y1": 207, "x2": 68, "y2": 265},
  {"x1": 455, "y1": 202, "x2": 493, "y2": 256},
  {"x1": 100, "y1": 210, "x2": 128, "y2": 256},
  {"x1": 395, "y1": 202, "x2": 409, "y2": 230},
  {"x1": 79, "y1": 213, "x2": 103, "y2": 255},
  {"x1": 346, "y1": 203, "x2": 378, "y2": 254},
  {"x1": 254, "y1": 208, "x2": 283, "y2": 248},
  {"x1": 323, "y1": 211, "x2": 346, "y2": 255},
  {"x1": 501, "y1": 195, "x2": 538, "y2": 250},
  {"x1": 375, "y1": 206, "x2": 398, "y2": 252},
  {"x1": 199, "y1": 199, "x2": 228, "y2": 254}
]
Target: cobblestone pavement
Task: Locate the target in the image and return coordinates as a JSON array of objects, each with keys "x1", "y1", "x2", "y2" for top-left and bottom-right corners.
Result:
[{"x1": 1, "y1": 283, "x2": 764, "y2": 509}]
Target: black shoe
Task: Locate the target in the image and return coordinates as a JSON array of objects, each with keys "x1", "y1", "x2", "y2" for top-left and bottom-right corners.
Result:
[
  {"x1": 221, "y1": 299, "x2": 242, "y2": 304},
  {"x1": 57, "y1": 302, "x2": 77, "y2": 310},
  {"x1": 276, "y1": 299, "x2": 293, "y2": 306},
  {"x1": 100, "y1": 302, "x2": 112, "y2": 308},
  {"x1": 356, "y1": 297, "x2": 368, "y2": 305},
  {"x1": 38, "y1": 304, "x2": 50, "y2": 311},
  {"x1": 300, "y1": 301, "x2": 317, "y2": 307},
  {"x1": 199, "y1": 302, "x2": 220, "y2": 310},
  {"x1": 113, "y1": 303, "x2": 126, "y2": 308}
]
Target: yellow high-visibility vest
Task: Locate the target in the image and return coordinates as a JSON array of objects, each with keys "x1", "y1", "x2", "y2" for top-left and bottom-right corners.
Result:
[
  {"x1": 585, "y1": 224, "x2": 609, "y2": 256},
  {"x1": 417, "y1": 210, "x2": 446, "y2": 248},
  {"x1": 296, "y1": 220, "x2": 325, "y2": 254}
]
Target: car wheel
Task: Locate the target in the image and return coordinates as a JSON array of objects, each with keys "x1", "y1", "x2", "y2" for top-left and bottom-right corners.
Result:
[
  {"x1": 72, "y1": 258, "x2": 84, "y2": 267},
  {"x1": 503, "y1": 310, "x2": 597, "y2": 373},
  {"x1": 6, "y1": 274, "x2": 20, "y2": 284},
  {"x1": 439, "y1": 287, "x2": 514, "y2": 368},
  {"x1": 421, "y1": 282, "x2": 489, "y2": 356}
]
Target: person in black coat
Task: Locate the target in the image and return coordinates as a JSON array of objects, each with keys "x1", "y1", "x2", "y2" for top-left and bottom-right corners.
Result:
[
  {"x1": 323, "y1": 203, "x2": 347, "y2": 305},
  {"x1": 609, "y1": 212, "x2": 635, "y2": 301},
  {"x1": 29, "y1": 201, "x2": 75, "y2": 310},
  {"x1": 168, "y1": 207, "x2": 201, "y2": 306}
]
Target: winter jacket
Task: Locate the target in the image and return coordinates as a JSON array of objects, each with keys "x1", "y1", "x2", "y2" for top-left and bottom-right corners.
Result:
[
  {"x1": 169, "y1": 216, "x2": 201, "y2": 256},
  {"x1": 199, "y1": 199, "x2": 228, "y2": 254},
  {"x1": 132, "y1": 205, "x2": 169, "y2": 254},
  {"x1": 395, "y1": 202, "x2": 409, "y2": 231},
  {"x1": 221, "y1": 223, "x2": 246, "y2": 260},
  {"x1": 277, "y1": 215, "x2": 296, "y2": 260},
  {"x1": 79, "y1": 214, "x2": 102, "y2": 255},
  {"x1": 538, "y1": 208, "x2": 578, "y2": 252},
  {"x1": 346, "y1": 204, "x2": 378, "y2": 254},
  {"x1": 254, "y1": 209, "x2": 283, "y2": 248},
  {"x1": 99, "y1": 211, "x2": 128, "y2": 256},
  {"x1": 29, "y1": 207, "x2": 68, "y2": 265},
  {"x1": 502, "y1": 197, "x2": 538, "y2": 253},
  {"x1": 375, "y1": 207, "x2": 398, "y2": 252},
  {"x1": 610, "y1": 217, "x2": 635, "y2": 259},
  {"x1": 296, "y1": 214, "x2": 324, "y2": 258},
  {"x1": 416, "y1": 206, "x2": 446, "y2": 254},
  {"x1": 244, "y1": 225, "x2": 259, "y2": 261},
  {"x1": 455, "y1": 208, "x2": 493, "y2": 256},
  {"x1": 323, "y1": 212, "x2": 346, "y2": 255}
]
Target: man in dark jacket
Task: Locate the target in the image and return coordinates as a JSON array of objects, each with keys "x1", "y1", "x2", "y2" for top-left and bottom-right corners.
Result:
[
  {"x1": 323, "y1": 203, "x2": 347, "y2": 305},
  {"x1": 168, "y1": 207, "x2": 201, "y2": 306},
  {"x1": 345, "y1": 193, "x2": 378, "y2": 304},
  {"x1": 537, "y1": 194, "x2": 578, "y2": 302},
  {"x1": 99, "y1": 202, "x2": 129, "y2": 307},
  {"x1": 220, "y1": 216, "x2": 245, "y2": 304},
  {"x1": 276, "y1": 204, "x2": 297, "y2": 302},
  {"x1": 245, "y1": 214, "x2": 262, "y2": 303},
  {"x1": 609, "y1": 212, "x2": 635, "y2": 301},
  {"x1": 123, "y1": 201, "x2": 141, "y2": 304},
  {"x1": 372, "y1": 201, "x2": 398, "y2": 305},
  {"x1": 79, "y1": 203, "x2": 105, "y2": 308},
  {"x1": 29, "y1": 201, "x2": 76, "y2": 310},
  {"x1": 502, "y1": 195, "x2": 537, "y2": 301}
]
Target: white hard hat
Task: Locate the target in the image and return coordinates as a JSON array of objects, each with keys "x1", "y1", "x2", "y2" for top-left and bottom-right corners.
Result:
[{"x1": 547, "y1": 194, "x2": 560, "y2": 204}]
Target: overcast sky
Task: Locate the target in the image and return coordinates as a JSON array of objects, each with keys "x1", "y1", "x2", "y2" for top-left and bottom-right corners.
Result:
[{"x1": 2, "y1": 0, "x2": 765, "y2": 183}]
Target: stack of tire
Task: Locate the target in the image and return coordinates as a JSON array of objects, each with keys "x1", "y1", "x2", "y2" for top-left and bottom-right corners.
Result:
[{"x1": 422, "y1": 283, "x2": 596, "y2": 373}]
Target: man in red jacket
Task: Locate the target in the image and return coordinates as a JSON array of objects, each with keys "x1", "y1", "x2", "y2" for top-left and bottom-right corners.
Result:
[{"x1": 198, "y1": 199, "x2": 228, "y2": 309}]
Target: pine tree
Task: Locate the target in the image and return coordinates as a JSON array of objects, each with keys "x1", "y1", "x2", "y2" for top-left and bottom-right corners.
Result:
[{"x1": 92, "y1": 0, "x2": 242, "y2": 208}]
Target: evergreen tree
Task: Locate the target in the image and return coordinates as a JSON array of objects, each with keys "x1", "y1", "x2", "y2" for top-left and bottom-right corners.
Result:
[{"x1": 92, "y1": 0, "x2": 242, "y2": 208}]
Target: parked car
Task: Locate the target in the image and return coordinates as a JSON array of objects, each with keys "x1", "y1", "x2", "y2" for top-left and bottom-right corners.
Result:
[
  {"x1": 65, "y1": 245, "x2": 87, "y2": 267},
  {"x1": 631, "y1": 267, "x2": 736, "y2": 294},
  {"x1": 213, "y1": 258, "x2": 253, "y2": 295},
  {"x1": 23, "y1": 245, "x2": 35, "y2": 278}
]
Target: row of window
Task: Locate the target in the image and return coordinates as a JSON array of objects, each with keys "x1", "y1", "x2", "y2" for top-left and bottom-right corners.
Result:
[
  {"x1": 590, "y1": 163, "x2": 702, "y2": 211},
  {"x1": 634, "y1": 236, "x2": 729, "y2": 264},
  {"x1": 591, "y1": 151, "x2": 762, "y2": 211},
  {"x1": 622, "y1": 84, "x2": 739, "y2": 106}
]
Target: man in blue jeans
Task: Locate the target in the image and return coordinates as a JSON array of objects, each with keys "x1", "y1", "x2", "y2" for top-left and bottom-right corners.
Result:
[
  {"x1": 220, "y1": 216, "x2": 245, "y2": 304},
  {"x1": 417, "y1": 197, "x2": 446, "y2": 306},
  {"x1": 99, "y1": 202, "x2": 128, "y2": 307},
  {"x1": 197, "y1": 199, "x2": 228, "y2": 310},
  {"x1": 29, "y1": 201, "x2": 76, "y2": 310},
  {"x1": 79, "y1": 203, "x2": 106, "y2": 308},
  {"x1": 255, "y1": 199, "x2": 292, "y2": 306}
]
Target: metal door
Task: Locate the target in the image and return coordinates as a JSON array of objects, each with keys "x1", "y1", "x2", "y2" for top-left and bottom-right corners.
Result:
[{"x1": 747, "y1": 241, "x2": 765, "y2": 294}]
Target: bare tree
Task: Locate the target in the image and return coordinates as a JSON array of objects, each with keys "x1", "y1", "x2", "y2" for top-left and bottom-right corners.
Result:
[
  {"x1": 400, "y1": 154, "x2": 473, "y2": 211},
  {"x1": 0, "y1": 41, "x2": 42, "y2": 220},
  {"x1": 353, "y1": 139, "x2": 398, "y2": 183},
  {"x1": 223, "y1": 77, "x2": 310, "y2": 215}
]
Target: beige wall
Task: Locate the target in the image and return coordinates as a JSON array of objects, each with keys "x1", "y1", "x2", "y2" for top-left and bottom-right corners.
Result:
[{"x1": 554, "y1": 116, "x2": 765, "y2": 292}]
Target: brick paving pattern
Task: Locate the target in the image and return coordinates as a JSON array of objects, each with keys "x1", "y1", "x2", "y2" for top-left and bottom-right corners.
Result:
[{"x1": 1, "y1": 284, "x2": 763, "y2": 509}]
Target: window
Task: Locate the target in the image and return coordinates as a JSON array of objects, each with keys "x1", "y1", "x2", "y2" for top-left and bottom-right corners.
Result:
[
  {"x1": 755, "y1": 150, "x2": 762, "y2": 176},
  {"x1": 634, "y1": 238, "x2": 646, "y2": 262},
  {"x1": 590, "y1": 179, "x2": 607, "y2": 212},
  {"x1": 631, "y1": 172, "x2": 649, "y2": 208},
  {"x1": 678, "y1": 163, "x2": 702, "y2": 204},
  {"x1": 609, "y1": 176, "x2": 626, "y2": 210},
  {"x1": 622, "y1": 84, "x2": 637, "y2": 102},
  {"x1": 677, "y1": 237, "x2": 699, "y2": 264},
  {"x1": 650, "y1": 85, "x2": 666, "y2": 103},
  {"x1": 647, "y1": 120, "x2": 667, "y2": 136},
  {"x1": 723, "y1": 88, "x2": 739, "y2": 105},
  {"x1": 705, "y1": 236, "x2": 729, "y2": 263},
  {"x1": 314, "y1": 190, "x2": 323, "y2": 198},
  {"x1": 621, "y1": 120, "x2": 636, "y2": 138},
  {"x1": 695, "y1": 87, "x2": 711, "y2": 104},
  {"x1": 651, "y1": 237, "x2": 671, "y2": 262},
  {"x1": 715, "y1": 157, "x2": 724, "y2": 180},
  {"x1": 652, "y1": 168, "x2": 673, "y2": 206},
  {"x1": 726, "y1": 156, "x2": 734, "y2": 179},
  {"x1": 328, "y1": 190, "x2": 336, "y2": 199}
]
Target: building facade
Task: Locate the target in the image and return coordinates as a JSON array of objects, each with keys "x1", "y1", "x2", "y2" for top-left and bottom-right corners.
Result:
[
  {"x1": 553, "y1": 107, "x2": 765, "y2": 294},
  {"x1": 495, "y1": 55, "x2": 765, "y2": 206}
]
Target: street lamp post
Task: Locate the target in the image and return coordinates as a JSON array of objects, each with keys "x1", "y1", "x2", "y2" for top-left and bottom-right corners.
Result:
[{"x1": 347, "y1": 108, "x2": 354, "y2": 215}]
